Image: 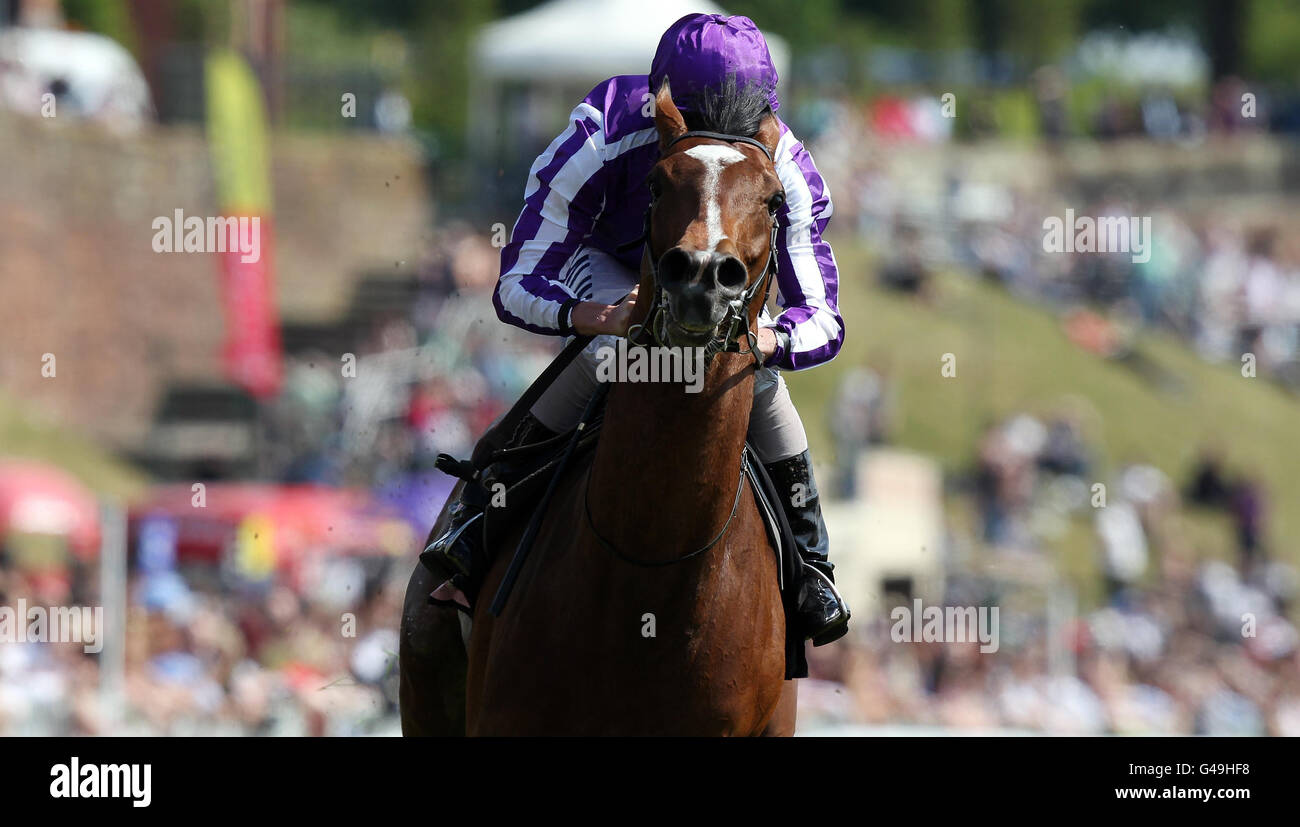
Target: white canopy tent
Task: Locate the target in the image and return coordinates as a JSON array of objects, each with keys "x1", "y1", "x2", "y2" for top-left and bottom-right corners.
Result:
[
  {"x1": 474, "y1": 0, "x2": 788, "y2": 83},
  {"x1": 0, "y1": 27, "x2": 152, "y2": 131},
  {"x1": 468, "y1": 0, "x2": 789, "y2": 181}
]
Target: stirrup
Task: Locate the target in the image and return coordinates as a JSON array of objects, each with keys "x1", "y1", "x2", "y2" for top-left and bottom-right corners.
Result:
[
  {"x1": 812, "y1": 615, "x2": 850, "y2": 647},
  {"x1": 798, "y1": 565, "x2": 851, "y2": 647},
  {"x1": 421, "y1": 510, "x2": 483, "y2": 578}
]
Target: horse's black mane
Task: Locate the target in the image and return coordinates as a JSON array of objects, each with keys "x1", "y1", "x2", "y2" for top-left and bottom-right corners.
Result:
[{"x1": 680, "y1": 74, "x2": 772, "y2": 138}]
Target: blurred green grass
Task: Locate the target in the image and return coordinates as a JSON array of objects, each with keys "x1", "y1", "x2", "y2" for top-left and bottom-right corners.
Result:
[
  {"x1": 0, "y1": 391, "x2": 148, "y2": 501},
  {"x1": 788, "y1": 237, "x2": 1298, "y2": 601}
]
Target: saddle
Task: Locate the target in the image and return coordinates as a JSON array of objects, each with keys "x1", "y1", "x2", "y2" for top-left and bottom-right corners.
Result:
[{"x1": 433, "y1": 394, "x2": 808, "y2": 680}]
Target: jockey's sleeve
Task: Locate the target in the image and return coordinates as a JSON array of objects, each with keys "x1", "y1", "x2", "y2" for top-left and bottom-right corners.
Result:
[
  {"x1": 493, "y1": 102, "x2": 608, "y2": 335},
  {"x1": 763, "y1": 129, "x2": 845, "y2": 371}
]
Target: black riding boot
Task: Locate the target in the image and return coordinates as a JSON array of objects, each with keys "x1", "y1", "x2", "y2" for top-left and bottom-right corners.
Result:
[
  {"x1": 422, "y1": 414, "x2": 558, "y2": 587},
  {"x1": 763, "y1": 450, "x2": 850, "y2": 646}
]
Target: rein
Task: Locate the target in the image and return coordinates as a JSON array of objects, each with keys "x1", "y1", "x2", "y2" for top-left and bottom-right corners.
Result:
[
  {"x1": 583, "y1": 449, "x2": 748, "y2": 568},
  {"x1": 586, "y1": 130, "x2": 778, "y2": 568}
]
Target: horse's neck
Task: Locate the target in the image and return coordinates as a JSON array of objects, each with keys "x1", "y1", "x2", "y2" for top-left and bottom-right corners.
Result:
[{"x1": 586, "y1": 352, "x2": 755, "y2": 563}]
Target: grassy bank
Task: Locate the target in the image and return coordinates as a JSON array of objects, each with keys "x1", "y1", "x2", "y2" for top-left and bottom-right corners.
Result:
[{"x1": 788, "y1": 237, "x2": 1299, "y2": 602}]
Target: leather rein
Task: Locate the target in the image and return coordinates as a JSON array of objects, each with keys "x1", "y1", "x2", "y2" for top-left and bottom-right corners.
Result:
[{"x1": 586, "y1": 130, "x2": 781, "y2": 568}]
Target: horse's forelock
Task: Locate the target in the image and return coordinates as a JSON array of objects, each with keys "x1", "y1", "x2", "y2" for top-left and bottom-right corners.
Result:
[{"x1": 680, "y1": 74, "x2": 773, "y2": 139}]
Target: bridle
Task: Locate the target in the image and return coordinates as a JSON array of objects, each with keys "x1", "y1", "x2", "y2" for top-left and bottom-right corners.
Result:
[
  {"x1": 620, "y1": 130, "x2": 782, "y2": 370},
  {"x1": 586, "y1": 130, "x2": 781, "y2": 568}
]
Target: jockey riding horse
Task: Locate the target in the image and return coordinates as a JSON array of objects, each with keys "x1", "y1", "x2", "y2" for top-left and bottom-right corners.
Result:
[{"x1": 426, "y1": 13, "x2": 850, "y2": 647}]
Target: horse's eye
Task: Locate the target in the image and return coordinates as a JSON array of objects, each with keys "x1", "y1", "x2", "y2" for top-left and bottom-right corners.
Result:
[
  {"x1": 649, "y1": 180, "x2": 662, "y2": 201},
  {"x1": 767, "y1": 191, "x2": 785, "y2": 213}
]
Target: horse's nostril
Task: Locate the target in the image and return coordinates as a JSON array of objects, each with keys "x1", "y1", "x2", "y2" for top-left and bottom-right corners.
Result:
[
  {"x1": 657, "y1": 248, "x2": 693, "y2": 287},
  {"x1": 715, "y1": 256, "x2": 748, "y2": 293}
]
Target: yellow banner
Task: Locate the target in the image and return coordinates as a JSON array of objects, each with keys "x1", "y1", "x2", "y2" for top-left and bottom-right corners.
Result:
[
  {"x1": 235, "y1": 513, "x2": 277, "y2": 580},
  {"x1": 205, "y1": 49, "x2": 272, "y2": 212}
]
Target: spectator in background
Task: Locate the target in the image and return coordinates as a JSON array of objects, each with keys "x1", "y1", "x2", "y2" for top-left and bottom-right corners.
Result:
[
  {"x1": 1031, "y1": 65, "x2": 1069, "y2": 142},
  {"x1": 1209, "y1": 77, "x2": 1254, "y2": 134},
  {"x1": 1229, "y1": 477, "x2": 1267, "y2": 574},
  {"x1": 1240, "y1": 230, "x2": 1282, "y2": 361},
  {"x1": 1038, "y1": 414, "x2": 1090, "y2": 477},
  {"x1": 878, "y1": 220, "x2": 933, "y2": 298},
  {"x1": 1186, "y1": 445, "x2": 1232, "y2": 508},
  {"x1": 1096, "y1": 499, "x2": 1149, "y2": 601}
]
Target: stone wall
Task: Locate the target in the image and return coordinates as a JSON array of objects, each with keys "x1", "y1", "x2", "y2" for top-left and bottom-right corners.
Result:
[{"x1": 0, "y1": 110, "x2": 433, "y2": 448}]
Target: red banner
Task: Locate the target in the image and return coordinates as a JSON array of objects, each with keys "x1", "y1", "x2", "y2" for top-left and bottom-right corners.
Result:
[{"x1": 218, "y1": 216, "x2": 282, "y2": 397}]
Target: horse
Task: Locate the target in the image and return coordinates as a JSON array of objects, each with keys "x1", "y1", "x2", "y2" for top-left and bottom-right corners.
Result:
[{"x1": 400, "y1": 80, "x2": 797, "y2": 736}]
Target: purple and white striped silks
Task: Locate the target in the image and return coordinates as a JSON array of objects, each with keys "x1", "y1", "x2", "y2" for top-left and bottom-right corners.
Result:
[{"x1": 494, "y1": 74, "x2": 843, "y2": 372}]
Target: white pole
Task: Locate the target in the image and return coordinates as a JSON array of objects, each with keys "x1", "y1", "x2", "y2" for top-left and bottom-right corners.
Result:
[
  {"x1": 1046, "y1": 578, "x2": 1077, "y2": 678},
  {"x1": 98, "y1": 501, "x2": 128, "y2": 733}
]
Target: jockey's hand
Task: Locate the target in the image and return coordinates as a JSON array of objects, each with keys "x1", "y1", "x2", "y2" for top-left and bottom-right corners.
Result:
[
  {"x1": 756, "y1": 326, "x2": 779, "y2": 363},
  {"x1": 571, "y1": 285, "x2": 640, "y2": 337}
]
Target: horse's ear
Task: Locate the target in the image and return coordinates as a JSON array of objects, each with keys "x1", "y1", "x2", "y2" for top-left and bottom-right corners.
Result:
[
  {"x1": 654, "y1": 79, "x2": 687, "y2": 153},
  {"x1": 755, "y1": 110, "x2": 781, "y2": 159}
]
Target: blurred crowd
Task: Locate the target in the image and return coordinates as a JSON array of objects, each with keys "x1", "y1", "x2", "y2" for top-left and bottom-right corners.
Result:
[
  {"x1": 801, "y1": 80, "x2": 1300, "y2": 732},
  {"x1": 954, "y1": 195, "x2": 1300, "y2": 387},
  {"x1": 807, "y1": 398, "x2": 1298, "y2": 734},
  {"x1": 0, "y1": 549, "x2": 408, "y2": 735},
  {"x1": 823, "y1": 123, "x2": 1300, "y2": 388},
  {"x1": 261, "y1": 225, "x2": 559, "y2": 524},
  {"x1": 804, "y1": 545, "x2": 1300, "y2": 735},
  {"x1": 805, "y1": 564, "x2": 1300, "y2": 735}
]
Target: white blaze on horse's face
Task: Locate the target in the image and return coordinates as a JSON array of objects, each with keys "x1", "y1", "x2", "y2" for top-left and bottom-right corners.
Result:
[{"x1": 683, "y1": 144, "x2": 747, "y2": 252}]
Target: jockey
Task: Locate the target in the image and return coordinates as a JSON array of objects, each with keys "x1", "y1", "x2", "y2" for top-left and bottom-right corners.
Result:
[{"x1": 429, "y1": 13, "x2": 849, "y2": 646}]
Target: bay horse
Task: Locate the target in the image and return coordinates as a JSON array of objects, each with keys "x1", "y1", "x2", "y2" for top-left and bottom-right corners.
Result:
[{"x1": 400, "y1": 81, "x2": 797, "y2": 735}]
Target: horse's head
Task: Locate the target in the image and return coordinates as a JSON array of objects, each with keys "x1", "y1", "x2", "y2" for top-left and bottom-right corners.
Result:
[{"x1": 635, "y1": 79, "x2": 784, "y2": 354}]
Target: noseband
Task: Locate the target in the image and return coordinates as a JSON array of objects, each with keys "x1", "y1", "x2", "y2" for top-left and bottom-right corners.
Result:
[{"x1": 620, "y1": 131, "x2": 781, "y2": 368}]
